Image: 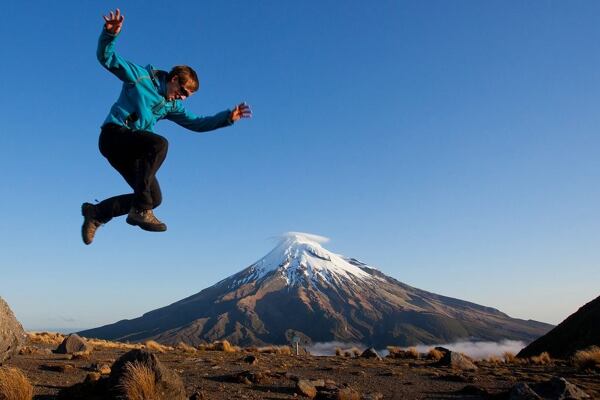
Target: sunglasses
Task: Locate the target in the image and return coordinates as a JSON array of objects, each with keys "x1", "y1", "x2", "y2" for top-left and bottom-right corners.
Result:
[{"x1": 178, "y1": 80, "x2": 191, "y2": 97}]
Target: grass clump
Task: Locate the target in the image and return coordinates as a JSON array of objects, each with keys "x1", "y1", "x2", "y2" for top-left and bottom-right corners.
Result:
[
  {"x1": 530, "y1": 352, "x2": 552, "y2": 365},
  {"x1": 27, "y1": 331, "x2": 64, "y2": 346},
  {"x1": 198, "y1": 340, "x2": 239, "y2": 352},
  {"x1": 387, "y1": 346, "x2": 420, "y2": 359},
  {"x1": 143, "y1": 340, "x2": 172, "y2": 353},
  {"x1": 175, "y1": 342, "x2": 197, "y2": 354},
  {"x1": 573, "y1": 346, "x2": 600, "y2": 371},
  {"x1": 427, "y1": 348, "x2": 444, "y2": 361},
  {"x1": 0, "y1": 366, "x2": 33, "y2": 400},
  {"x1": 117, "y1": 361, "x2": 158, "y2": 400},
  {"x1": 257, "y1": 345, "x2": 292, "y2": 355}
]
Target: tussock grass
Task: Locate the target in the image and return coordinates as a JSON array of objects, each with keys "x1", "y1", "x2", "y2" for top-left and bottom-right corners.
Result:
[
  {"x1": 573, "y1": 346, "x2": 600, "y2": 371},
  {"x1": 503, "y1": 352, "x2": 518, "y2": 364},
  {"x1": 387, "y1": 346, "x2": 420, "y2": 359},
  {"x1": 485, "y1": 356, "x2": 503, "y2": 365},
  {"x1": 257, "y1": 345, "x2": 293, "y2": 355},
  {"x1": 0, "y1": 366, "x2": 33, "y2": 400},
  {"x1": 334, "y1": 346, "x2": 361, "y2": 358},
  {"x1": 175, "y1": 342, "x2": 197, "y2": 354},
  {"x1": 530, "y1": 352, "x2": 552, "y2": 365},
  {"x1": 198, "y1": 340, "x2": 239, "y2": 352},
  {"x1": 87, "y1": 338, "x2": 143, "y2": 351},
  {"x1": 143, "y1": 340, "x2": 172, "y2": 353},
  {"x1": 117, "y1": 361, "x2": 158, "y2": 400},
  {"x1": 27, "y1": 331, "x2": 64, "y2": 346},
  {"x1": 427, "y1": 348, "x2": 444, "y2": 361}
]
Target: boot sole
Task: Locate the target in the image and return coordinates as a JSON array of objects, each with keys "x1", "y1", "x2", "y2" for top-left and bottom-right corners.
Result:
[{"x1": 126, "y1": 216, "x2": 167, "y2": 232}]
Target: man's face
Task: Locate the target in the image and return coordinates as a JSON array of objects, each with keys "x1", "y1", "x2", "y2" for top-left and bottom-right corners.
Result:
[{"x1": 166, "y1": 77, "x2": 194, "y2": 101}]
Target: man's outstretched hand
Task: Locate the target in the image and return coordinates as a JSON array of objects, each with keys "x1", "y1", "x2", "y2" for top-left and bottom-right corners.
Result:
[
  {"x1": 230, "y1": 102, "x2": 252, "y2": 123},
  {"x1": 103, "y1": 9, "x2": 124, "y2": 35}
]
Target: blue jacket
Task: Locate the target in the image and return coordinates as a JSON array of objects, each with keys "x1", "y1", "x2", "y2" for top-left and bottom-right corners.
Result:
[{"x1": 97, "y1": 29, "x2": 233, "y2": 133}]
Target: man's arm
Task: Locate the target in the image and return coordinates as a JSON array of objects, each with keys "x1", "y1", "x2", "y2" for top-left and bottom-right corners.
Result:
[
  {"x1": 96, "y1": 9, "x2": 140, "y2": 83},
  {"x1": 166, "y1": 102, "x2": 252, "y2": 133}
]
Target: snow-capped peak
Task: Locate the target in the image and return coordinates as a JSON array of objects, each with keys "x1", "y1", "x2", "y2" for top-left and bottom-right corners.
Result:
[{"x1": 236, "y1": 232, "x2": 375, "y2": 287}]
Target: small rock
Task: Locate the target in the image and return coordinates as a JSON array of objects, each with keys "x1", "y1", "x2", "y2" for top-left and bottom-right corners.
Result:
[
  {"x1": 362, "y1": 393, "x2": 383, "y2": 400},
  {"x1": 189, "y1": 391, "x2": 206, "y2": 400},
  {"x1": 85, "y1": 372, "x2": 101, "y2": 382},
  {"x1": 41, "y1": 363, "x2": 76, "y2": 373},
  {"x1": 297, "y1": 379, "x2": 317, "y2": 398},
  {"x1": 509, "y1": 383, "x2": 542, "y2": 400},
  {"x1": 360, "y1": 347, "x2": 382, "y2": 360},
  {"x1": 435, "y1": 351, "x2": 478, "y2": 371},
  {"x1": 243, "y1": 355, "x2": 258, "y2": 365}
]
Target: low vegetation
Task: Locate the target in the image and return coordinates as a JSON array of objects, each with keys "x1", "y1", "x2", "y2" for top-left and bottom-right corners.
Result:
[
  {"x1": 573, "y1": 346, "x2": 600, "y2": 371},
  {"x1": 198, "y1": 340, "x2": 240, "y2": 352},
  {"x1": 143, "y1": 340, "x2": 173, "y2": 353},
  {"x1": 256, "y1": 345, "x2": 293, "y2": 355},
  {"x1": 27, "y1": 331, "x2": 65, "y2": 346},
  {"x1": 117, "y1": 361, "x2": 158, "y2": 400},
  {"x1": 175, "y1": 342, "x2": 198, "y2": 354},
  {"x1": 0, "y1": 366, "x2": 33, "y2": 400},
  {"x1": 387, "y1": 346, "x2": 420, "y2": 359},
  {"x1": 529, "y1": 352, "x2": 552, "y2": 365},
  {"x1": 427, "y1": 348, "x2": 444, "y2": 361}
]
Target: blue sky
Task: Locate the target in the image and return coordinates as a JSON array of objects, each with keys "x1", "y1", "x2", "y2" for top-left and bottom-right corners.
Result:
[{"x1": 0, "y1": 1, "x2": 598, "y2": 331}]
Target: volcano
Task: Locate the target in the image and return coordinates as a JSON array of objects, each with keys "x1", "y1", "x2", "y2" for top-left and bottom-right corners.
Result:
[{"x1": 79, "y1": 233, "x2": 552, "y2": 347}]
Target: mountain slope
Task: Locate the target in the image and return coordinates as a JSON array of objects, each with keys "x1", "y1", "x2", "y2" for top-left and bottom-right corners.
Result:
[
  {"x1": 517, "y1": 295, "x2": 600, "y2": 358},
  {"x1": 80, "y1": 233, "x2": 552, "y2": 347}
]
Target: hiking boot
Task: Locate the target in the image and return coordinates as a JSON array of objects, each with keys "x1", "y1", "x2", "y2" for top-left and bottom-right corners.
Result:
[
  {"x1": 81, "y1": 202, "x2": 102, "y2": 245},
  {"x1": 126, "y1": 208, "x2": 167, "y2": 232}
]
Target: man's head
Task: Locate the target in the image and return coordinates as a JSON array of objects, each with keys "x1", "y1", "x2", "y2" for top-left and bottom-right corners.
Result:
[{"x1": 166, "y1": 65, "x2": 199, "y2": 101}]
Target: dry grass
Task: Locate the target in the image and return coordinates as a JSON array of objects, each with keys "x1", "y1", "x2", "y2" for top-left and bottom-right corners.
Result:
[
  {"x1": 335, "y1": 347, "x2": 342, "y2": 356},
  {"x1": 143, "y1": 340, "x2": 172, "y2": 353},
  {"x1": 573, "y1": 346, "x2": 600, "y2": 371},
  {"x1": 198, "y1": 340, "x2": 239, "y2": 353},
  {"x1": 485, "y1": 356, "x2": 503, "y2": 365},
  {"x1": 257, "y1": 345, "x2": 292, "y2": 355},
  {"x1": 27, "y1": 331, "x2": 65, "y2": 346},
  {"x1": 530, "y1": 352, "x2": 552, "y2": 365},
  {"x1": 117, "y1": 361, "x2": 158, "y2": 400},
  {"x1": 0, "y1": 366, "x2": 33, "y2": 400},
  {"x1": 175, "y1": 342, "x2": 197, "y2": 354},
  {"x1": 87, "y1": 338, "x2": 143, "y2": 351},
  {"x1": 503, "y1": 352, "x2": 518, "y2": 364},
  {"x1": 427, "y1": 348, "x2": 444, "y2": 361},
  {"x1": 387, "y1": 346, "x2": 420, "y2": 359}
]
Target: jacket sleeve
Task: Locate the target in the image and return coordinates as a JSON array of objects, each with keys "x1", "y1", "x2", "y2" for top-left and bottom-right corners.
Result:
[
  {"x1": 96, "y1": 29, "x2": 140, "y2": 83},
  {"x1": 166, "y1": 104, "x2": 234, "y2": 133}
]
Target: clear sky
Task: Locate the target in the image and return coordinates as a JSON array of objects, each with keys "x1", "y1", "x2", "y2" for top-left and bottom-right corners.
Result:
[{"x1": 1, "y1": 1, "x2": 598, "y2": 332}]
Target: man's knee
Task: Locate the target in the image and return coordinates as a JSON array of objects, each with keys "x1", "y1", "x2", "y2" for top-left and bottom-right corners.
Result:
[{"x1": 153, "y1": 135, "x2": 168, "y2": 154}]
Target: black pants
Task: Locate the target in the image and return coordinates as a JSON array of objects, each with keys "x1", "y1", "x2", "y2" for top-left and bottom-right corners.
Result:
[{"x1": 95, "y1": 123, "x2": 168, "y2": 223}]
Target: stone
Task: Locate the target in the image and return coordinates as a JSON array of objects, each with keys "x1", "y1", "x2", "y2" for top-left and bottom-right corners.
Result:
[
  {"x1": 532, "y1": 377, "x2": 590, "y2": 399},
  {"x1": 109, "y1": 349, "x2": 187, "y2": 400},
  {"x1": 362, "y1": 393, "x2": 384, "y2": 400},
  {"x1": 436, "y1": 350, "x2": 478, "y2": 371},
  {"x1": 55, "y1": 334, "x2": 92, "y2": 354},
  {"x1": 297, "y1": 379, "x2": 317, "y2": 398},
  {"x1": 0, "y1": 297, "x2": 26, "y2": 365},
  {"x1": 244, "y1": 354, "x2": 258, "y2": 365},
  {"x1": 359, "y1": 347, "x2": 382, "y2": 360},
  {"x1": 509, "y1": 383, "x2": 543, "y2": 400}
]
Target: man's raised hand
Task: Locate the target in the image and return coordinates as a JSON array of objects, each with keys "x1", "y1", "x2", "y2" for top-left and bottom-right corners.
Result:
[
  {"x1": 103, "y1": 9, "x2": 124, "y2": 35},
  {"x1": 230, "y1": 102, "x2": 252, "y2": 122}
]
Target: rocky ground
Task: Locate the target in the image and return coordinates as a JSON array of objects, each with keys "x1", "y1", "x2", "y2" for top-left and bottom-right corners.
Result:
[{"x1": 5, "y1": 337, "x2": 599, "y2": 400}]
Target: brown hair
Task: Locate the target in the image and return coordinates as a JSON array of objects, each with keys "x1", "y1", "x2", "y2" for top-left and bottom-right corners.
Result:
[{"x1": 168, "y1": 65, "x2": 199, "y2": 92}]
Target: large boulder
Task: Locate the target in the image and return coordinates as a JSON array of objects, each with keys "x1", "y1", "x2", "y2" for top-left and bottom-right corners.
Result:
[
  {"x1": 0, "y1": 297, "x2": 26, "y2": 365},
  {"x1": 108, "y1": 349, "x2": 186, "y2": 400},
  {"x1": 55, "y1": 334, "x2": 92, "y2": 354}
]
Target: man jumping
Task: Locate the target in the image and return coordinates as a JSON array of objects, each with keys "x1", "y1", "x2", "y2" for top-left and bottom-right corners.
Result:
[{"x1": 81, "y1": 9, "x2": 251, "y2": 245}]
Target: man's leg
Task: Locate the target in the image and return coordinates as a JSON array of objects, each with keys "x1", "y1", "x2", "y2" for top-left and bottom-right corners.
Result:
[{"x1": 82, "y1": 125, "x2": 167, "y2": 244}]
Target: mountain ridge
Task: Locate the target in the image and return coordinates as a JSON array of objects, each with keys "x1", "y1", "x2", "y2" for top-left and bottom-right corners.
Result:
[{"x1": 79, "y1": 233, "x2": 552, "y2": 347}]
